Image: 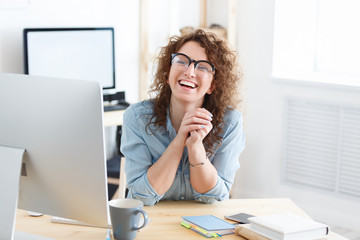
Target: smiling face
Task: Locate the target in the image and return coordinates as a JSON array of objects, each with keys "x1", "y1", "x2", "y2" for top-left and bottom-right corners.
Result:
[{"x1": 167, "y1": 41, "x2": 214, "y2": 107}]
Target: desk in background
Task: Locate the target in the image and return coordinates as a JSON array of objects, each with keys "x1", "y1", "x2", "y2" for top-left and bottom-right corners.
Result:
[
  {"x1": 15, "y1": 198, "x2": 346, "y2": 240},
  {"x1": 104, "y1": 109, "x2": 125, "y2": 127}
]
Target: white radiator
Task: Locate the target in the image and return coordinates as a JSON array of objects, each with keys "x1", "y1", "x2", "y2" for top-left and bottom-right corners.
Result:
[{"x1": 283, "y1": 98, "x2": 360, "y2": 198}]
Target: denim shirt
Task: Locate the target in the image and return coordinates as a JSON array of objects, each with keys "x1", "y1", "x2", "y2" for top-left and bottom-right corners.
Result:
[{"x1": 120, "y1": 100, "x2": 245, "y2": 206}]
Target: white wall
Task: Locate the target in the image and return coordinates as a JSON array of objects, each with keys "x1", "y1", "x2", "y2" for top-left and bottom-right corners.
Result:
[{"x1": 234, "y1": 0, "x2": 360, "y2": 230}]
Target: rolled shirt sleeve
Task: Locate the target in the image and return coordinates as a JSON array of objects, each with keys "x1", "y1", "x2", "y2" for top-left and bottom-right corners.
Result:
[{"x1": 120, "y1": 104, "x2": 164, "y2": 205}]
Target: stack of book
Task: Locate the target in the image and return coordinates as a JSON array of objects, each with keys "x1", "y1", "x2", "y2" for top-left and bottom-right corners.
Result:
[{"x1": 235, "y1": 213, "x2": 329, "y2": 240}]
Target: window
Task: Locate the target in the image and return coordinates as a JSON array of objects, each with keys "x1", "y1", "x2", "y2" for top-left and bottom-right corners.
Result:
[{"x1": 273, "y1": 0, "x2": 360, "y2": 86}]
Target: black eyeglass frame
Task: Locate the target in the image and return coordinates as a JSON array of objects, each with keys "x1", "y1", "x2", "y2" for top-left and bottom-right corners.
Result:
[{"x1": 171, "y1": 53, "x2": 216, "y2": 73}]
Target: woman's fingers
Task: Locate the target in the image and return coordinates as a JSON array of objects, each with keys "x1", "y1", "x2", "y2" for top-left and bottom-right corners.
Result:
[
  {"x1": 177, "y1": 108, "x2": 213, "y2": 144},
  {"x1": 188, "y1": 120, "x2": 213, "y2": 142},
  {"x1": 183, "y1": 108, "x2": 212, "y2": 122}
]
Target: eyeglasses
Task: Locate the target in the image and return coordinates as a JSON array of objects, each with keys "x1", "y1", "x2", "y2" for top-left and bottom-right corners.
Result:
[{"x1": 171, "y1": 53, "x2": 215, "y2": 77}]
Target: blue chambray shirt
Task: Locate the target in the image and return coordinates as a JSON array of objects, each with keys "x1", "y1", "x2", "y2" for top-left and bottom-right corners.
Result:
[{"x1": 120, "y1": 100, "x2": 245, "y2": 206}]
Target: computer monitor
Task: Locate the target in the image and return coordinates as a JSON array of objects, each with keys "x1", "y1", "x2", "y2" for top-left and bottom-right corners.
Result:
[
  {"x1": 23, "y1": 27, "x2": 116, "y2": 91},
  {"x1": 0, "y1": 73, "x2": 109, "y2": 239}
]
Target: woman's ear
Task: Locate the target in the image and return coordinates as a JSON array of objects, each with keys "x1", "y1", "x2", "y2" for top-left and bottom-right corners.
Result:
[{"x1": 206, "y1": 84, "x2": 215, "y2": 94}]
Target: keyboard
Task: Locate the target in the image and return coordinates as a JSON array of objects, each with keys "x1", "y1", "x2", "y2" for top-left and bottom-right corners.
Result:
[{"x1": 104, "y1": 103, "x2": 129, "y2": 112}]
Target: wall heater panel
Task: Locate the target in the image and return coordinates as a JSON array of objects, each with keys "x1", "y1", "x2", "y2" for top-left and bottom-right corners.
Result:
[{"x1": 283, "y1": 98, "x2": 360, "y2": 199}]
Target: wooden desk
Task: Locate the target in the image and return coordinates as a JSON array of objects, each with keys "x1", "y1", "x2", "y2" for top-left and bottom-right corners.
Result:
[
  {"x1": 104, "y1": 110, "x2": 125, "y2": 127},
  {"x1": 15, "y1": 199, "x2": 346, "y2": 240}
]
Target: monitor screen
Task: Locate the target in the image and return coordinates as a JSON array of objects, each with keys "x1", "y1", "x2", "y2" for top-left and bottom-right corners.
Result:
[
  {"x1": 23, "y1": 27, "x2": 116, "y2": 90},
  {"x1": 0, "y1": 73, "x2": 109, "y2": 239}
]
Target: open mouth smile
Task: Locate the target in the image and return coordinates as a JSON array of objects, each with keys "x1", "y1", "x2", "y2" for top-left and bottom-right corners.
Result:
[{"x1": 178, "y1": 80, "x2": 198, "y2": 89}]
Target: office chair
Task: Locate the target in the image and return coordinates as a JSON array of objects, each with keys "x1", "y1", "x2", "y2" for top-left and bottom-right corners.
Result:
[
  {"x1": 107, "y1": 156, "x2": 127, "y2": 199},
  {"x1": 106, "y1": 125, "x2": 127, "y2": 199}
]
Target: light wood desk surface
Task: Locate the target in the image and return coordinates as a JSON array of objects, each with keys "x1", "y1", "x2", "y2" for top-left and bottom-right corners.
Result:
[{"x1": 15, "y1": 198, "x2": 345, "y2": 240}]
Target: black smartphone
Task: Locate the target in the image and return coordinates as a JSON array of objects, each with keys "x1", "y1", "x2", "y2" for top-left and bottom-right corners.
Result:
[{"x1": 224, "y1": 213, "x2": 255, "y2": 224}]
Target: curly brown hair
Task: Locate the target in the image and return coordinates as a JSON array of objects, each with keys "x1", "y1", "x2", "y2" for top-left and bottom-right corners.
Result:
[{"x1": 148, "y1": 29, "x2": 243, "y2": 157}]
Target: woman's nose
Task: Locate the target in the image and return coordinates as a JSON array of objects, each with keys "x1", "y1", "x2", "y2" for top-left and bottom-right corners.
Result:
[{"x1": 184, "y1": 62, "x2": 196, "y2": 77}]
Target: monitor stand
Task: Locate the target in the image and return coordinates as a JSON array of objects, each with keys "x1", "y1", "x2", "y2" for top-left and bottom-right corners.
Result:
[{"x1": 0, "y1": 145, "x2": 53, "y2": 240}]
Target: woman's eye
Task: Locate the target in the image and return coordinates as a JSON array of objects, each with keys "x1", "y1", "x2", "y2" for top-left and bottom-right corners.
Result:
[
  {"x1": 176, "y1": 60, "x2": 187, "y2": 65},
  {"x1": 197, "y1": 65, "x2": 210, "y2": 72}
]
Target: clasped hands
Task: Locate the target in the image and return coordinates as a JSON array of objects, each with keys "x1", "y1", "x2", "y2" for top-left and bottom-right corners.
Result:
[{"x1": 176, "y1": 108, "x2": 213, "y2": 148}]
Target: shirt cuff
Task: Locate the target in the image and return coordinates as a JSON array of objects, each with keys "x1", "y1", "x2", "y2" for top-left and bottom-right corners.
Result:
[
  {"x1": 128, "y1": 172, "x2": 164, "y2": 206},
  {"x1": 192, "y1": 176, "x2": 230, "y2": 204}
]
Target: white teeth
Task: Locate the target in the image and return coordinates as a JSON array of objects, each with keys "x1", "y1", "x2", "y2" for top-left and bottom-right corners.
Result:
[{"x1": 179, "y1": 80, "x2": 197, "y2": 88}]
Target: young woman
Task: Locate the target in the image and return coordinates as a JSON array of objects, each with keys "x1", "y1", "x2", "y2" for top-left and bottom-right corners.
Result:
[{"x1": 120, "y1": 29, "x2": 245, "y2": 206}]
